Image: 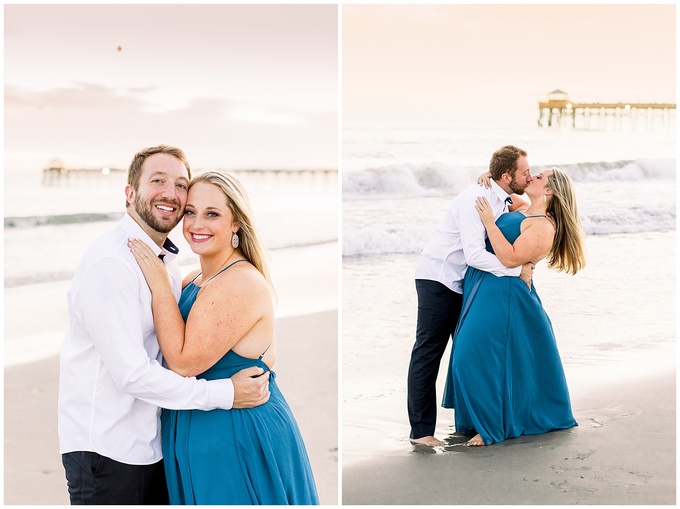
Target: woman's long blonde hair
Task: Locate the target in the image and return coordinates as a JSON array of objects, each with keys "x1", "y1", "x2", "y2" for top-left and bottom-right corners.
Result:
[
  {"x1": 545, "y1": 168, "x2": 587, "y2": 275},
  {"x1": 190, "y1": 171, "x2": 275, "y2": 293}
]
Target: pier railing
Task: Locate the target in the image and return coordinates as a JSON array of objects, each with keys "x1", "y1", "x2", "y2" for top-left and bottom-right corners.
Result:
[
  {"x1": 538, "y1": 100, "x2": 675, "y2": 129},
  {"x1": 42, "y1": 167, "x2": 338, "y2": 194}
]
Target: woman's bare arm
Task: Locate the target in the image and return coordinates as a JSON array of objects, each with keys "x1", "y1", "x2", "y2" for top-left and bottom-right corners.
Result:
[
  {"x1": 129, "y1": 239, "x2": 271, "y2": 377},
  {"x1": 475, "y1": 197, "x2": 553, "y2": 267}
]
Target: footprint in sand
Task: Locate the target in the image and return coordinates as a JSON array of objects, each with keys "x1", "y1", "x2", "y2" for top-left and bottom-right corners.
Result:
[
  {"x1": 550, "y1": 479, "x2": 596, "y2": 494},
  {"x1": 572, "y1": 449, "x2": 597, "y2": 460},
  {"x1": 583, "y1": 405, "x2": 641, "y2": 429},
  {"x1": 602, "y1": 404, "x2": 643, "y2": 422}
]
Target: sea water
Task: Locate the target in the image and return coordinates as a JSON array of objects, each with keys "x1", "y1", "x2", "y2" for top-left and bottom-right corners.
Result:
[
  {"x1": 342, "y1": 121, "x2": 676, "y2": 465},
  {"x1": 3, "y1": 167, "x2": 338, "y2": 365}
]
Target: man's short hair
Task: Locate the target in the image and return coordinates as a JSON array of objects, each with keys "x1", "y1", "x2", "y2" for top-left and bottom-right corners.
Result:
[
  {"x1": 125, "y1": 145, "x2": 191, "y2": 207},
  {"x1": 489, "y1": 145, "x2": 527, "y2": 180}
]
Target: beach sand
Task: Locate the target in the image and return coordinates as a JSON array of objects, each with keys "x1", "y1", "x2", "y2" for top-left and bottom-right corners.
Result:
[
  {"x1": 342, "y1": 369, "x2": 675, "y2": 505},
  {"x1": 4, "y1": 310, "x2": 338, "y2": 505},
  {"x1": 341, "y1": 232, "x2": 676, "y2": 505}
]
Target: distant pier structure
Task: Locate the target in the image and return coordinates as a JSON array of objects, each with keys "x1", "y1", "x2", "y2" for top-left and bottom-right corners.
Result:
[
  {"x1": 42, "y1": 162, "x2": 125, "y2": 186},
  {"x1": 42, "y1": 162, "x2": 337, "y2": 194},
  {"x1": 538, "y1": 89, "x2": 676, "y2": 130}
]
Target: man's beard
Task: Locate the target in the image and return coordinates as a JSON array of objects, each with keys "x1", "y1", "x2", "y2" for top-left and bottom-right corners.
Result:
[
  {"x1": 508, "y1": 178, "x2": 527, "y2": 195},
  {"x1": 135, "y1": 199, "x2": 181, "y2": 234}
]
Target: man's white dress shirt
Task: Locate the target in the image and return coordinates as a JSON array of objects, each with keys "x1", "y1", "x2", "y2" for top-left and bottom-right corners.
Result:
[
  {"x1": 415, "y1": 179, "x2": 522, "y2": 293},
  {"x1": 58, "y1": 213, "x2": 234, "y2": 465}
]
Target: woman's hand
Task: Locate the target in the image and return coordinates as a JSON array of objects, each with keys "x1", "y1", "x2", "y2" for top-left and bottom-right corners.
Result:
[
  {"x1": 477, "y1": 171, "x2": 492, "y2": 189},
  {"x1": 128, "y1": 238, "x2": 168, "y2": 293},
  {"x1": 475, "y1": 196, "x2": 496, "y2": 229}
]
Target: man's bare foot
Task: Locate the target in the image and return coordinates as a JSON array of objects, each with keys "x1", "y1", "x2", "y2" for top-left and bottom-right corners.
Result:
[
  {"x1": 465, "y1": 434, "x2": 485, "y2": 447},
  {"x1": 410, "y1": 436, "x2": 443, "y2": 446}
]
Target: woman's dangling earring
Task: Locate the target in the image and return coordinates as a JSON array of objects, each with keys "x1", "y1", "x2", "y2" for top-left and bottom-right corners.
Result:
[
  {"x1": 232, "y1": 232, "x2": 240, "y2": 249},
  {"x1": 543, "y1": 194, "x2": 547, "y2": 203}
]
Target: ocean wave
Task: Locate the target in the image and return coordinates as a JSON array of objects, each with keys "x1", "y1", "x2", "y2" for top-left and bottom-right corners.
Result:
[
  {"x1": 342, "y1": 226, "x2": 432, "y2": 257},
  {"x1": 4, "y1": 212, "x2": 124, "y2": 228},
  {"x1": 580, "y1": 206, "x2": 676, "y2": 235},
  {"x1": 4, "y1": 206, "x2": 337, "y2": 288},
  {"x1": 343, "y1": 206, "x2": 676, "y2": 258},
  {"x1": 3, "y1": 238, "x2": 338, "y2": 289},
  {"x1": 343, "y1": 158, "x2": 676, "y2": 200}
]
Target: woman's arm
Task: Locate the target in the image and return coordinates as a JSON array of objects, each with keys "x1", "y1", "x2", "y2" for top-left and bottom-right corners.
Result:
[
  {"x1": 475, "y1": 197, "x2": 553, "y2": 268},
  {"x1": 128, "y1": 239, "x2": 191, "y2": 371},
  {"x1": 129, "y1": 239, "x2": 271, "y2": 377},
  {"x1": 180, "y1": 269, "x2": 271, "y2": 376}
]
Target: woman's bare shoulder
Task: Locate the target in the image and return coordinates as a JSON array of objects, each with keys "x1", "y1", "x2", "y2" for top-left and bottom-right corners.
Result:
[
  {"x1": 529, "y1": 216, "x2": 557, "y2": 238},
  {"x1": 203, "y1": 261, "x2": 270, "y2": 301}
]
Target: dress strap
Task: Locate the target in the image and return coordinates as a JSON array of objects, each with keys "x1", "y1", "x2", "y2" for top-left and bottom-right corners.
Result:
[
  {"x1": 259, "y1": 342, "x2": 273, "y2": 360},
  {"x1": 205, "y1": 259, "x2": 247, "y2": 284},
  {"x1": 525, "y1": 214, "x2": 547, "y2": 218},
  {"x1": 190, "y1": 259, "x2": 247, "y2": 287},
  {"x1": 182, "y1": 271, "x2": 203, "y2": 290}
]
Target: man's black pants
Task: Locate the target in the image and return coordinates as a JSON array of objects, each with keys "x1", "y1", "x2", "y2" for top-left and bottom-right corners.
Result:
[
  {"x1": 62, "y1": 451, "x2": 169, "y2": 505},
  {"x1": 407, "y1": 279, "x2": 462, "y2": 439}
]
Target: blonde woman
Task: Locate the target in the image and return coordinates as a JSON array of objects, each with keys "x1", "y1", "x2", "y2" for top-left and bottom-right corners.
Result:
[
  {"x1": 442, "y1": 168, "x2": 587, "y2": 447},
  {"x1": 128, "y1": 171, "x2": 318, "y2": 504}
]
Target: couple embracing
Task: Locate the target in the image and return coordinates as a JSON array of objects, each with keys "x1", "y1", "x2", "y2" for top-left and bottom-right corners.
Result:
[
  {"x1": 58, "y1": 145, "x2": 318, "y2": 504},
  {"x1": 407, "y1": 145, "x2": 587, "y2": 447}
]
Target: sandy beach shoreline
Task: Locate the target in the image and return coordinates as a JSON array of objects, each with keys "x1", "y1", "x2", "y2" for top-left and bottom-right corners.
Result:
[
  {"x1": 4, "y1": 309, "x2": 338, "y2": 505},
  {"x1": 343, "y1": 368, "x2": 675, "y2": 505},
  {"x1": 341, "y1": 230, "x2": 676, "y2": 505}
]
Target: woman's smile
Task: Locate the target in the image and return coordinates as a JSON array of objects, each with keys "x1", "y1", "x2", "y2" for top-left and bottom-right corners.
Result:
[{"x1": 189, "y1": 232, "x2": 213, "y2": 243}]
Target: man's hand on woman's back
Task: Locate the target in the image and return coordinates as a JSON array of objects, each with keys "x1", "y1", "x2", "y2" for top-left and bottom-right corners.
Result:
[
  {"x1": 519, "y1": 263, "x2": 534, "y2": 290},
  {"x1": 232, "y1": 367, "x2": 271, "y2": 408}
]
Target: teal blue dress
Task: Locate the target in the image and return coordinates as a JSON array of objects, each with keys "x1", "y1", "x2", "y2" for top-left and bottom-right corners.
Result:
[
  {"x1": 161, "y1": 261, "x2": 319, "y2": 504},
  {"x1": 443, "y1": 211, "x2": 577, "y2": 445}
]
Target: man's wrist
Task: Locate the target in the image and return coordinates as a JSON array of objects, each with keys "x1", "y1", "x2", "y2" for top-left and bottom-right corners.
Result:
[
  {"x1": 223, "y1": 378, "x2": 234, "y2": 410},
  {"x1": 205, "y1": 378, "x2": 234, "y2": 410},
  {"x1": 508, "y1": 265, "x2": 522, "y2": 277}
]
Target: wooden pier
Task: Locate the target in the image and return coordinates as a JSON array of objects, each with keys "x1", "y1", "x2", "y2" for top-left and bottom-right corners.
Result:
[
  {"x1": 42, "y1": 165, "x2": 125, "y2": 186},
  {"x1": 538, "y1": 89, "x2": 676, "y2": 129},
  {"x1": 42, "y1": 165, "x2": 337, "y2": 193}
]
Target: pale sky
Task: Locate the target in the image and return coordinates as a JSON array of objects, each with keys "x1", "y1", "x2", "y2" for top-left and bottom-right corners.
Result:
[
  {"x1": 343, "y1": 4, "x2": 676, "y2": 125},
  {"x1": 4, "y1": 4, "x2": 338, "y2": 172}
]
